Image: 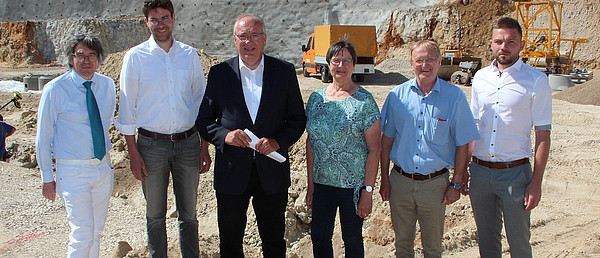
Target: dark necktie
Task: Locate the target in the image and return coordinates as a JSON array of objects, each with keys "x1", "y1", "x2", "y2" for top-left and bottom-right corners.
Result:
[{"x1": 83, "y1": 81, "x2": 106, "y2": 160}]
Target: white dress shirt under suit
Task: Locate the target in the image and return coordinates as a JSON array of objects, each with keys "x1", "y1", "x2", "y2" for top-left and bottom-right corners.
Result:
[
  {"x1": 239, "y1": 55, "x2": 264, "y2": 123},
  {"x1": 35, "y1": 69, "x2": 116, "y2": 258}
]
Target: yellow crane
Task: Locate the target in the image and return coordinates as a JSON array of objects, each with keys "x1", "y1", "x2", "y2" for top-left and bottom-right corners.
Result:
[{"x1": 515, "y1": 1, "x2": 588, "y2": 75}]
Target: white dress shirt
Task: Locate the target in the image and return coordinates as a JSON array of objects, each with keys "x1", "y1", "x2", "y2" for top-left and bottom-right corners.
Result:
[
  {"x1": 117, "y1": 36, "x2": 206, "y2": 135},
  {"x1": 470, "y1": 59, "x2": 552, "y2": 162},
  {"x1": 36, "y1": 70, "x2": 116, "y2": 183},
  {"x1": 239, "y1": 55, "x2": 264, "y2": 123}
]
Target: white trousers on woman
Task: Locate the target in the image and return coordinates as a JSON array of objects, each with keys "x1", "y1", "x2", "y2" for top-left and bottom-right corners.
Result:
[{"x1": 56, "y1": 159, "x2": 114, "y2": 258}]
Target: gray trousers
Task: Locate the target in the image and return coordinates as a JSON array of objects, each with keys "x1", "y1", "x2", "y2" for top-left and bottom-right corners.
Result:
[{"x1": 469, "y1": 161, "x2": 533, "y2": 258}]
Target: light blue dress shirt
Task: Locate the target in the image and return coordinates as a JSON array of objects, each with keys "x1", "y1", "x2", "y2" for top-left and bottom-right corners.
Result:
[
  {"x1": 381, "y1": 78, "x2": 479, "y2": 174},
  {"x1": 36, "y1": 70, "x2": 116, "y2": 183}
]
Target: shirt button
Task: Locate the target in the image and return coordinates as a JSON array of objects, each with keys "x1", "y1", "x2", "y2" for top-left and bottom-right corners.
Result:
[
  {"x1": 415, "y1": 167, "x2": 418, "y2": 169},
  {"x1": 420, "y1": 112, "x2": 423, "y2": 115},
  {"x1": 495, "y1": 116, "x2": 498, "y2": 118},
  {"x1": 493, "y1": 130, "x2": 496, "y2": 132},
  {"x1": 491, "y1": 144, "x2": 494, "y2": 146}
]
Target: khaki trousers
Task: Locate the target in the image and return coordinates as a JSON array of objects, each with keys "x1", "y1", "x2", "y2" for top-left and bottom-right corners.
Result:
[{"x1": 389, "y1": 169, "x2": 449, "y2": 258}]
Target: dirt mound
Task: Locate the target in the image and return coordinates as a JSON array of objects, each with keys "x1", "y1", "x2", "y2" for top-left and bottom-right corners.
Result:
[
  {"x1": 553, "y1": 76, "x2": 600, "y2": 106},
  {"x1": 0, "y1": 21, "x2": 45, "y2": 66}
]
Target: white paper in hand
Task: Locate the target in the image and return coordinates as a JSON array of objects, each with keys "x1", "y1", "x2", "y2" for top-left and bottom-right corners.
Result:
[{"x1": 243, "y1": 129, "x2": 287, "y2": 163}]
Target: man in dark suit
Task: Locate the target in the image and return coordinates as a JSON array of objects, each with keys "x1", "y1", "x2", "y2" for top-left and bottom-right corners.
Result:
[{"x1": 196, "y1": 14, "x2": 306, "y2": 257}]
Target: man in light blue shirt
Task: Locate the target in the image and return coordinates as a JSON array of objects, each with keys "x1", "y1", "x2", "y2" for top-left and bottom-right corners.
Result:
[
  {"x1": 379, "y1": 40, "x2": 479, "y2": 257},
  {"x1": 36, "y1": 34, "x2": 116, "y2": 258}
]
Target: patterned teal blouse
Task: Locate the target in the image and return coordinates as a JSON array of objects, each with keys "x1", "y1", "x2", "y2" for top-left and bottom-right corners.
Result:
[{"x1": 306, "y1": 86, "x2": 380, "y2": 189}]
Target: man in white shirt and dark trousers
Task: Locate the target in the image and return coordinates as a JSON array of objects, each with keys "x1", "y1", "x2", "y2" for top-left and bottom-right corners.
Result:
[
  {"x1": 36, "y1": 34, "x2": 116, "y2": 258},
  {"x1": 468, "y1": 17, "x2": 552, "y2": 258},
  {"x1": 117, "y1": 0, "x2": 211, "y2": 257}
]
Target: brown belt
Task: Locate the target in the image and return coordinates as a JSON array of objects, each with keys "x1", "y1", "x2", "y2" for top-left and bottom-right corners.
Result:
[
  {"x1": 472, "y1": 157, "x2": 529, "y2": 169},
  {"x1": 393, "y1": 165, "x2": 448, "y2": 181},
  {"x1": 138, "y1": 127, "x2": 197, "y2": 141}
]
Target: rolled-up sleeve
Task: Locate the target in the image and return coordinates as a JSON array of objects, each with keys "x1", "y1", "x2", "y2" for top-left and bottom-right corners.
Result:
[{"x1": 116, "y1": 50, "x2": 139, "y2": 135}]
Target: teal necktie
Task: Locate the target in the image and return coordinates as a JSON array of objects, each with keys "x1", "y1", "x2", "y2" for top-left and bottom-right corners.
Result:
[{"x1": 83, "y1": 81, "x2": 106, "y2": 160}]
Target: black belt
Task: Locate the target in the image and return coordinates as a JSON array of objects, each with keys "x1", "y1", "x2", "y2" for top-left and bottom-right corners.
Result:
[
  {"x1": 472, "y1": 157, "x2": 529, "y2": 169},
  {"x1": 393, "y1": 165, "x2": 448, "y2": 181},
  {"x1": 138, "y1": 127, "x2": 197, "y2": 141}
]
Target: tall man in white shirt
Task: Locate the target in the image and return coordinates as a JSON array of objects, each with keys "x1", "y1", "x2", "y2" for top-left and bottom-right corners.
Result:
[
  {"x1": 117, "y1": 0, "x2": 211, "y2": 257},
  {"x1": 468, "y1": 17, "x2": 552, "y2": 258},
  {"x1": 36, "y1": 34, "x2": 116, "y2": 258}
]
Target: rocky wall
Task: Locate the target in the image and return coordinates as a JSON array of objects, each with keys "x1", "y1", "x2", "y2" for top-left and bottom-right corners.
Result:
[{"x1": 1, "y1": 0, "x2": 447, "y2": 65}]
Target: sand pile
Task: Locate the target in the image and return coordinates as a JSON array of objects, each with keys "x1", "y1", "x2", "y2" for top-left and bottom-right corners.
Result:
[{"x1": 553, "y1": 76, "x2": 600, "y2": 106}]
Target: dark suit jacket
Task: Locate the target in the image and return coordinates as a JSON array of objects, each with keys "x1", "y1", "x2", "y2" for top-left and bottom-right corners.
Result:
[{"x1": 196, "y1": 55, "x2": 306, "y2": 195}]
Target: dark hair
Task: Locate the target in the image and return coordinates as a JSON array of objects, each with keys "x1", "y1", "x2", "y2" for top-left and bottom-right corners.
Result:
[
  {"x1": 143, "y1": 0, "x2": 174, "y2": 18},
  {"x1": 0, "y1": 114, "x2": 3, "y2": 121},
  {"x1": 495, "y1": 17, "x2": 522, "y2": 37},
  {"x1": 66, "y1": 34, "x2": 104, "y2": 68},
  {"x1": 326, "y1": 41, "x2": 357, "y2": 65}
]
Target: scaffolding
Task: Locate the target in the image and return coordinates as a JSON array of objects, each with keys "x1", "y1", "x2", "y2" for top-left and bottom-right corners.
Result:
[{"x1": 515, "y1": 1, "x2": 588, "y2": 74}]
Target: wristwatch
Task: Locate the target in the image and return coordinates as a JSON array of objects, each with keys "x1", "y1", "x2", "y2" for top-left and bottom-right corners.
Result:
[
  {"x1": 362, "y1": 185, "x2": 373, "y2": 193},
  {"x1": 448, "y1": 182, "x2": 462, "y2": 190}
]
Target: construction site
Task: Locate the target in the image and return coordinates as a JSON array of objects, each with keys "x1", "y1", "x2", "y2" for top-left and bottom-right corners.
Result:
[{"x1": 0, "y1": 0, "x2": 599, "y2": 257}]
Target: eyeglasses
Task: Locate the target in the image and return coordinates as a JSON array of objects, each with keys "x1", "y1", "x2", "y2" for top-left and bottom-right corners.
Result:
[
  {"x1": 412, "y1": 57, "x2": 439, "y2": 65},
  {"x1": 235, "y1": 32, "x2": 264, "y2": 41},
  {"x1": 330, "y1": 58, "x2": 353, "y2": 66},
  {"x1": 149, "y1": 16, "x2": 172, "y2": 25},
  {"x1": 74, "y1": 53, "x2": 98, "y2": 62}
]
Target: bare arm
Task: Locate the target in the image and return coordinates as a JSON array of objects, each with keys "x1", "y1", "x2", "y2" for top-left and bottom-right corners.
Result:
[
  {"x1": 379, "y1": 135, "x2": 395, "y2": 201},
  {"x1": 358, "y1": 119, "x2": 382, "y2": 218},
  {"x1": 125, "y1": 135, "x2": 148, "y2": 181},
  {"x1": 305, "y1": 138, "x2": 315, "y2": 209},
  {"x1": 460, "y1": 140, "x2": 476, "y2": 195},
  {"x1": 525, "y1": 130, "x2": 550, "y2": 210},
  {"x1": 443, "y1": 143, "x2": 468, "y2": 205}
]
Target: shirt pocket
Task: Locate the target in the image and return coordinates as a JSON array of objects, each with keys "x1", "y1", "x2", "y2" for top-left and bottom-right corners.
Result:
[
  {"x1": 176, "y1": 69, "x2": 193, "y2": 103},
  {"x1": 430, "y1": 118, "x2": 450, "y2": 145}
]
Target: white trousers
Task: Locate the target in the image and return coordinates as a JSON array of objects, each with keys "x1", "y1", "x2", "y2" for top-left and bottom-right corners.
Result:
[{"x1": 56, "y1": 160, "x2": 114, "y2": 258}]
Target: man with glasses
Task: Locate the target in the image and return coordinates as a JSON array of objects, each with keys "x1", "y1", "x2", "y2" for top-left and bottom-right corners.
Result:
[
  {"x1": 196, "y1": 14, "x2": 306, "y2": 257},
  {"x1": 117, "y1": 0, "x2": 210, "y2": 256},
  {"x1": 36, "y1": 34, "x2": 115, "y2": 257},
  {"x1": 379, "y1": 40, "x2": 479, "y2": 257}
]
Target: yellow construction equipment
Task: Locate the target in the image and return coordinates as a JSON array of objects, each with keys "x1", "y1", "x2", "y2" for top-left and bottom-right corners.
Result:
[{"x1": 516, "y1": 1, "x2": 588, "y2": 75}]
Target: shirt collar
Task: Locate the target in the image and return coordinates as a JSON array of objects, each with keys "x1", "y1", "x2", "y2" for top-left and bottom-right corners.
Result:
[
  {"x1": 410, "y1": 77, "x2": 442, "y2": 96},
  {"x1": 148, "y1": 35, "x2": 177, "y2": 53},
  {"x1": 491, "y1": 58, "x2": 524, "y2": 74},
  {"x1": 238, "y1": 55, "x2": 265, "y2": 72},
  {"x1": 69, "y1": 69, "x2": 95, "y2": 88}
]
